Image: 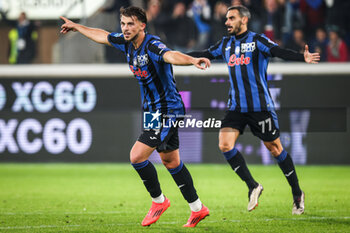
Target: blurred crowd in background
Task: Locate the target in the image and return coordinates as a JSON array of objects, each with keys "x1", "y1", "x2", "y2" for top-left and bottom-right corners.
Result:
[{"x1": 1, "y1": 0, "x2": 349, "y2": 64}]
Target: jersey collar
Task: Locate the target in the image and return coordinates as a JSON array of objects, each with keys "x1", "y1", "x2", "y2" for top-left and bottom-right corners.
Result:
[
  {"x1": 132, "y1": 32, "x2": 148, "y2": 50},
  {"x1": 234, "y1": 30, "x2": 249, "y2": 40}
]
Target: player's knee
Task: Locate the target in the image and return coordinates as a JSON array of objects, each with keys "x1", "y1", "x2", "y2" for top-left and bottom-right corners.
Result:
[
  {"x1": 161, "y1": 157, "x2": 179, "y2": 169},
  {"x1": 130, "y1": 150, "x2": 143, "y2": 164},
  {"x1": 219, "y1": 142, "x2": 234, "y2": 152},
  {"x1": 265, "y1": 143, "x2": 282, "y2": 157}
]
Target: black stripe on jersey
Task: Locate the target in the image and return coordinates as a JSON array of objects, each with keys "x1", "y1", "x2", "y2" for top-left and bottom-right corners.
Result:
[
  {"x1": 229, "y1": 39, "x2": 241, "y2": 111},
  {"x1": 124, "y1": 43, "x2": 128, "y2": 54},
  {"x1": 128, "y1": 41, "x2": 135, "y2": 66},
  {"x1": 209, "y1": 39, "x2": 223, "y2": 59},
  {"x1": 256, "y1": 35, "x2": 275, "y2": 57},
  {"x1": 145, "y1": 38, "x2": 168, "y2": 113},
  {"x1": 253, "y1": 35, "x2": 267, "y2": 110},
  {"x1": 148, "y1": 41, "x2": 168, "y2": 59},
  {"x1": 143, "y1": 84, "x2": 157, "y2": 111},
  {"x1": 108, "y1": 34, "x2": 127, "y2": 44},
  {"x1": 256, "y1": 34, "x2": 275, "y2": 48},
  {"x1": 210, "y1": 39, "x2": 222, "y2": 51},
  {"x1": 221, "y1": 38, "x2": 230, "y2": 61},
  {"x1": 240, "y1": 37, "x2": 254, "y2": 112}
]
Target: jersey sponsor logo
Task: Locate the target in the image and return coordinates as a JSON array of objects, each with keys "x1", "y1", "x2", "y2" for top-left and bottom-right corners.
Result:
[
  {"x1": 129, "y1": 65, "x2": 149, "y2": 78},
  {"x1": 228, "y1": 54, "x2": 251, "y2": 66},
  {"x1": 137, "y1": 54, "x2": 149, "y2": 66},
  {"x1": 241, "y1": 42, "x2": 256, "y2": 53}
]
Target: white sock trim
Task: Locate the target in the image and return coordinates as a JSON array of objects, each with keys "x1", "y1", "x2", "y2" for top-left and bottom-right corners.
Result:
[
  {"x1": 152, "y1": 193, "x2": 165, "y2": 203},
  {"x1": 189, "y1": 198, "x2": 202, "y2": 212}
]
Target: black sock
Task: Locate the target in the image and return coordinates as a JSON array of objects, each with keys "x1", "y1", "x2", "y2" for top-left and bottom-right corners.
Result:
[
  {"x1": 275, "y1": 150, "x2": 302, "y2": 197},
  {"x1": 132, "y1": 160, "x2": 162, "y2": 198},
  {"x1": 168, "y1": 161, "x2": 198, "y2": 203},
  {"x1": 223, "y1": 148, "x2": 258, "y2": 190}
]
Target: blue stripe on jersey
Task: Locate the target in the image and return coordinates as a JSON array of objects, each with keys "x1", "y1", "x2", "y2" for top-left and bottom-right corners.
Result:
[
  {"x1": 161, "y1": 117, "x2": 172, "y2": 141},
  {"x1": 239, "y1": 36, "x2": 254, "y2": 112},
  {"x1": 234, "y1": 54, "x2": 248, "y2": 112},
  {"x1": 243, "y1": 36, "x2": 261, "y2": 112},
  {"x1": 225, "y1": 38, "x2": 237, "y2": 110},
  {"x1": 257, "y1": 51, "x2": 274, "y2": 111},
  {"x1": 246, "y1": 49, "x2": 261, "y2": 111},
  {"x1": 270, "y1": 109, "x2": 279, "y2": 129},
  {"x1": 228, "y1": 39, "x2": 241, "y2": 111}
]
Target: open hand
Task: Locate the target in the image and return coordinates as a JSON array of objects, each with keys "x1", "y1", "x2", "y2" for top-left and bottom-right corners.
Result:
[{"x1": 304, "y1": 45, "x2": 320, "y2": 64}]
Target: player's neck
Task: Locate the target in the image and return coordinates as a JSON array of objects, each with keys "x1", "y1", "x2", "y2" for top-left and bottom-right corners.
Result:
[
  {"x1": 235, "y1": 29, "x2": 248, "y2": 39},
  {"x1": 132, "y1": 31, "x2": 146, "y2": 49}
]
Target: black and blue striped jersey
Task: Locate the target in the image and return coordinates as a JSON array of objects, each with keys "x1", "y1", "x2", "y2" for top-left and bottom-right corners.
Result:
[
  {"x1": 108, "y1": 32, "x2": 185, "y2": 115},
  {"x1": 208, "y1": 31, "x2": 278, "y2": 112}
]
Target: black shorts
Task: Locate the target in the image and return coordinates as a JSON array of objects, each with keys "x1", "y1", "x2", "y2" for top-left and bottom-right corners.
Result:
[
  {"x1": 221, "y1": 110, "x2": 280, "y2": 142},
  {"x1": 138, "y1": 117, "x2": 180, "y2": 153}
]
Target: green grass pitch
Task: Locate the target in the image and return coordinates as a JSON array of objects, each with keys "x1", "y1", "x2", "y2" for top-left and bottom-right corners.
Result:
[{"x1": 0, "y1": 164, "x2": 349, "y2": 232}]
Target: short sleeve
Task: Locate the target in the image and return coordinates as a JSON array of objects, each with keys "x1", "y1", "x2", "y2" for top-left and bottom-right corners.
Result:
[
  {"x1": 147, "y1": 40, "x2": 171, "y2": 63},
  {"x1": 108, "y1": 32, "x2": 127, "y2": 53},
  {"x1": 208, "y1": 39, "x2": 224, "y2": 59},
  {"x1": 256, "y1": 34, "x2": 278, "y2": 57}
]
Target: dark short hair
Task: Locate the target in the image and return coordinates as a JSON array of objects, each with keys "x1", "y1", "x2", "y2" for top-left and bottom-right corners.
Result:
[
  {"x1": 227, "y1": 5, "x2": 251, "y2": 19},
  {"x1": 120, "y1": 6, "x2": 147, "y2": 25}
]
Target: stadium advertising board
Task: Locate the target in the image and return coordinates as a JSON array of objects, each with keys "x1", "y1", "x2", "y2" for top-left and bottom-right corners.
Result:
[
  {"x1": 0, "y1": 0, "x2": 105, "y2": 20},
  {"x1": 0, "y1": 75, "x2": 349, "y2": 164}
]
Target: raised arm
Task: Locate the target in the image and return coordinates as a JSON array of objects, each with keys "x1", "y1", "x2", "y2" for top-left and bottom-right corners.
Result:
[
  {"x1": 163, "y1": 51, "x2": 211, "y2": 70},
  {"x1": 60, "y1": 16, "x2": 111, "y2": 46}
]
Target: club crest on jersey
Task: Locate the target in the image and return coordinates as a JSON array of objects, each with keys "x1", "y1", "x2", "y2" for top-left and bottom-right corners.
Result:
[
  {"x1": 235, "y1": 46, "x2": 240, "y2": 55},
  {"x1": 241, "y1": 42, "x2": 256, "y2": 53},
  {"x1": 137, "y1": 54, "x2": 149, "y2": 66}
]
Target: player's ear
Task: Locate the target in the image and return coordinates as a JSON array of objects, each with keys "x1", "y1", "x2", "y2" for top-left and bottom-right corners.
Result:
[
  {"x1": 141, "y1": 23, "x2": 146, "y2": 31},
  {"x1": 242, "y1": 16, "x2": 248, "y2": 25}
]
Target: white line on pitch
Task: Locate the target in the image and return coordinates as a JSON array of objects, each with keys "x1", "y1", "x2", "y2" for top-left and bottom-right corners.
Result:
[
  {"x1": 0, "y1": 211, "x2": 141, "y2": 215},
  {"x1": 0, "y1": 216, "x2": 349, "y2": 230}
]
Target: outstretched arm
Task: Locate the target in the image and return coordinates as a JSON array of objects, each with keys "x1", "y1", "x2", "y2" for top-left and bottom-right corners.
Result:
[
  {"x1": 60, "y1": 16, "x2": 111, "y2": 46},
  {"x1": 187, "y1": 50, "x2": 215, "y2": 60},
  {"x1": 271, "y1": 45, "x2": 320, "y2": 63},
  {"x1": 163, "y1": 51, "x2": 211, "y2": 70}
]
